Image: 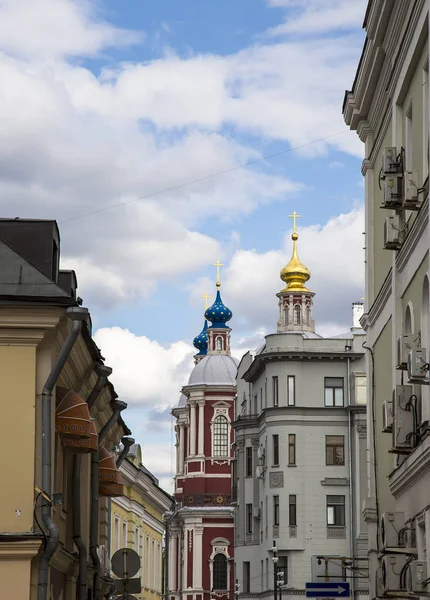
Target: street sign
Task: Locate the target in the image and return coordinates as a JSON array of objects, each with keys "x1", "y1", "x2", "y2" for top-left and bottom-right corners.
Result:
[
  {"x1": 114, "y1": 578, "x2": 141, "y2": 594},
  {"x1": 111, "y1": 548, "x2": 140, "y2": 579},
  {"x1": 117, "y1": 595, "x2": 139, "y2": 600},
  {"x1": 305, "y1": 582, "x2": 350, "y2": 598}
]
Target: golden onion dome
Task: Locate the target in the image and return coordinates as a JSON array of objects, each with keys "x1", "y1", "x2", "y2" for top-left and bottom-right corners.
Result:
[{"x1": 280, "y1": 232, "x2": 311, "y2": 292}]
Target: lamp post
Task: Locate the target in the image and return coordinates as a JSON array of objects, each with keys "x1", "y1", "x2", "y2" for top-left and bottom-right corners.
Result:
[{"x1": 272, "y1": 541, "x2": 279, "y2": 600}]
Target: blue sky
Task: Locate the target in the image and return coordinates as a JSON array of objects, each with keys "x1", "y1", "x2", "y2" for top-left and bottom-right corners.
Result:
[{"x1": 0, "y1": 0, "x2": 367, "y2": 489}]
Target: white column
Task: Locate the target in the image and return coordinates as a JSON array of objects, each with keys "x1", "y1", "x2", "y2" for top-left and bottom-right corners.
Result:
[
  {"x1": 179, "y1": 424, "x2": 185, "y2": 473},
  {"x1": 190, "y1": 401, "x2": 197, "y2": 456},
  {"x1": 169, "y1": 534, "x2": 176, "y2": 591},
  {"x1": 193, "y1": 526, "x2": 203, "y2": 589},
  {"x1": 198, "y1": 401, "x2": 204, "y2": 455}
]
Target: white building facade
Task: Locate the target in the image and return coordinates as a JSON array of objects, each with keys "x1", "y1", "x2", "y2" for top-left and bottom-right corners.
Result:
[{"x1": 233, "y1": 230, "x2": 369, "y2": 600}]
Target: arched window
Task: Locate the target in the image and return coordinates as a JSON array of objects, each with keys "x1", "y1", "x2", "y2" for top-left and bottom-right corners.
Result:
[
  {"x1": 213, "y1": 553, "x2": 228, "y2": 590},
  {"x1": 213, "y1": 416, "x2": 229, "y2": 456},
  {"x1": 284, "y1": 305, "x2": 289, "y2": 325},
  {"x1": 216, "y1": 336, "x2": 223, "y2": 351},
  {"x1": 405, "y1": 303, "x2": 414, "y2": 334},
  {"x1": 294, "y1": 304, "x2": 301, "y2": 325},
  {"x1": 306, "y1": 306, "x2": 311, "y2": 325}
]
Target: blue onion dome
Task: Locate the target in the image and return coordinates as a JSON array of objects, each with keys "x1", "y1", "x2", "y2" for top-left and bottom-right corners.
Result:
[
  {"x1": 204, "y1": 289, "x2": 232, "y2": 328},
  {"x1": 193, "y1": 320, "x2": 208, "y2": 355}
]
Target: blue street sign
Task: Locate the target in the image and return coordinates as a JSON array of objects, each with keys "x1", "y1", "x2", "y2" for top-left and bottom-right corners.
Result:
[{"x1": 305, "y1": 582, "x2": 350, "y2": 598}]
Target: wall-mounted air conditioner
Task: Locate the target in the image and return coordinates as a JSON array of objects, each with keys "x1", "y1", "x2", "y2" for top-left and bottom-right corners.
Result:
[
  {"x1": 404, "y1": 171, "x2": 420, "y2": 209},
  {"x1": 408, "y1": 561, "x2": 428, "y2": 594},
  {"x1": 408, "y1": 347, "x2": 428, "y2": 380},
  {"x1": 255, "y1": 466, "x2": 265, "y2": 479},
  {"x1": 381, "y1": 554, "x2": 408, "y2": 593},
  {"x1": 383, "y1": 174, "x2": 403, "y2": 209},
  {"x1": 384, "y1": 215, "x2": 402, "y2": 250},
  {"x1": 382, "y1": 147, "x2": 402, "y2": 174},
  {"x1": 253, "y1": 507, "x2": 261, "y2": 519},
  {"x1": 380, "y1": 512, "x2": 406, "y2": 550},
  {"x1": 397, "y1": 334, "x2": 416, "y2": 369},
  {"x1": 393, "y1": 385, "x2": 414, "y2": 452},
  {"x1": 382, "y1": 400, "x2": 394, "y2": 433}
]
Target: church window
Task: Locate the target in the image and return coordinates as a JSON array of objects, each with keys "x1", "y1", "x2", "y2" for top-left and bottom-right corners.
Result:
[
  {"x1": 213, "y1": 553, "x2": 228, "y2": 590},
  {"x1": 216, "y1": 336, "x2": 223, "y2": 351},
  {"x1": 213, "y1": 415, "x2": 229, "y2": 456},
  {"x1": 294, "y1": 304, "x2": 301, "y2": 325}
]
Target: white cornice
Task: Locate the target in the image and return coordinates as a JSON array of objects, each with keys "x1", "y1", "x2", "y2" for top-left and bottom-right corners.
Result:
[
  {"x1": 396, "y1": 198, "x2": 429, "y2": 273},
  {"x1": 111, "y1": 496, "x2": 164, "y2": 534},
  {"x1": 367, "y1": 269, "x2": 392, "y2": 328},
  {"x1": 389, "y1": 436, "x2": 430, "y2": 498}
]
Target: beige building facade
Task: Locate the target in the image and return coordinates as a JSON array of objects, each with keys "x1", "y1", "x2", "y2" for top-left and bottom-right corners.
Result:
[
  {"x1": 0, "y1": 219, "x2": 133, "y2": 600},
  {"x1": 344, "y1": 1, "x2": 430, "y2": 597}
]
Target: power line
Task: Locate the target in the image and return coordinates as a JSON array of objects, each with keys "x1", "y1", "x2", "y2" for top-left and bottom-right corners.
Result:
[{"x1": 59, "y1": 130, "x2": 349, "y2": 225}]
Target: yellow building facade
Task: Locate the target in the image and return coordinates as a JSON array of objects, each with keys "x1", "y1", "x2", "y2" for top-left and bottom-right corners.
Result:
[{"x1": 111, "y1": 444, "x2": 172, "y2": 600}]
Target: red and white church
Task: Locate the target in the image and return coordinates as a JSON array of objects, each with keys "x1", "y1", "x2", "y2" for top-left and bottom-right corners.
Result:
[{"x1": 167, "y1": 280, "x2": 238, "y2": 600}]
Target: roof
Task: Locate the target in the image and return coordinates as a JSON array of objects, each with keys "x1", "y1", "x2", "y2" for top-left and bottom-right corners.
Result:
[{"x1": 187, "y1": 354, "x2": 238, "y2": 386}]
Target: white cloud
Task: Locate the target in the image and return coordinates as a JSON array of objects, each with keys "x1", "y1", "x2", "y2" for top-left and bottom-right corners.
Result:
[{"x1": 93, "y1": 327, "x2": 195, "y2": 409}]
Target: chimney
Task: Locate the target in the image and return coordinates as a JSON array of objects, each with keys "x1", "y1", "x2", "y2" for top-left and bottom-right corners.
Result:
[{"x1": 352, "y1": 302, "x2": 364, "y2": 330}]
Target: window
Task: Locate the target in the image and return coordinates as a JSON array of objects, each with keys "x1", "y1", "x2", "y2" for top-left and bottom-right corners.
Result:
[
  {"x1": 216, "y1": 337, "x2": 223, "y2": 351},
  {"x1": 405, "y1": 100, "x2": 413, "y2": 170},
  {"x1": 272, "y1": 434, "x2": 279, "y2": 466},
  {"x1": 324, "y1": 378, "x2": 344, "y2": 407},
  {"x1": 288, "y1": 434, "x2": 296, "y2": 466},
  {"x1": 277, "y1": 556, "x2": 288, "y2": 586},
  {"x1": 289, "y1": 495, "x2": 297, "y2": 526},
  {"x1": 213, "y1": 553, "x2": 228, "y2": 590},
  {"x1": 264, "y1": 379, "x2": 267, "y2": 408},
  {"x1": 294, "y1": 304, "x2": 301, "y2": 325},
  {"x1": 265, "y1": 558, "x2": 269, "y2": 590},
  {"x1": 306, "y1": 306, "x2": 311, "y2": 325},
  {"x1": 273, "y1": 376, "x2": 279, "y2": 407},
  {"x1": 273, "y1": 495, "x2": 280, "y2": 526},
  {"x1": 261, "y1": 560, "x2": 264, "y2": 592},
  {"x1": 246, "y1": 446, "x2": 253, "y2": 477},
  {"x1": 213, "y1": 415, "x2": 229, "y2": 456},
  {"x1": 326, "y1": 436, "x2": 345, "y2": 465},
  {"x1": 152, "y1": 540, "x2": 156, "y2": 589},
  {"x1": 355, "y1": 375, "x2": 366, "y2": 405},
  {"x1": 243, "y1": 562, "x2": 251, "y2": 593},
  {"x1": 285, "y1": 304, "x2": 289, "y2": 326},
  {"x1": 246, "y1": 503, "x2": 253, "y2": 534},
  {"x1": 327, "y1": 495, "x2": 345, "y2": 526},
  {"x1": 123, "y1": 521, "x2": 127, "y2": 547},
  {"x1": 254, "y1": 394, "x2": 258, "y2": 414},
  {"x1": 114, "y1": 516, "x2": 120, "y2": 552},
  {"x1": 145, "y1": 535, "x2": 150, "y2": 586},
  {"x1": 135, "y1": 527, "x2": 140, "y2": 554},
  {"x1": 287, "y1": 376, "x2": 295, "y2": 406},
  {"x1": 424, "y1": 60, "x2": 429, "y2": 174},
  {"x1": 260, "y1": 388, "x2": 263, "y2": 412}
]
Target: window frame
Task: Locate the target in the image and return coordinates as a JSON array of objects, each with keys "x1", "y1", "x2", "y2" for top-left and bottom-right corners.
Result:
[
  {"x1": 213, "y1": 553, "x2": 228, "y2": 590},
  {"x1": 246, "y1": 503, "x2": 253, "y2": 534},
  {"x1": 324, "y1": 377, "x2": 344, "y2": 407},
  {"x1": 289, "y1": 495, "x2": 297, "y2": 527},
  {"x1": 326, "y1": 495, "x2": 345, "y2": 526},
  {"x1": 288, "y1": 434, "x2": 296, "y2": 466},
  {"x1": 273, "y1": 376, "x2": 279, "y2": 407},
  {"x1": 272, "y1": 434, "x2": 279, "y2": 466},
  {"x1": 287, "y1": 375, "x2": 295, "y2": 406},
  {"x1": 213, "y1": 415, "x2": 229, "y2": 457},
  {"x1": 325, "y1": 435, "x2": 345, "y2": 466},
  {"x1": 246, "y1": 446, "x2": 253, "y2": 477},
  {"x1": 273, "y1": 495, "x2": 280, "y2": 526},
  {"x1": 243, "y1": 561, "x2": 251, "y2": 593}
]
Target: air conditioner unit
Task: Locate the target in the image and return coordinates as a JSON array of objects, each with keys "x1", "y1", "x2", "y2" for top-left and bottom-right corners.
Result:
[
  {"x1": 393, "y1": 385, "x2": 414, "y2": 451},
  {"x1": 253, "y1": 507, "x2": 261, "y2": 519},
  {"x1": 382, "y1": 400, "x2": 394, "y2": 433},
  {"x1": 257, "y1": 446, "x2": 265, "y2": 461},
  {"x1": 408, "y1": 561, "x2": 428, "y2": 594},
  {"x1": 408, "y1": 347, "x2": 427, "y2": 380},
  {"x1": 382, "y1": 147, "x2": 402, "y2": 174},
  {"x1": 383, "y1": 174, "x2": 403, "y2": 208},
  {"x1": 255, "y1": 466, "x2": 265, "y2": 479},
  {"x1": 404, "y1": 171, "x2": 420, "y2": 209},
  {"x1": 380, "y1": 512, "x2": 406, "y2": 549},
  {"x1": 384, "y1": 215, "x2": 402, "y2": 250},
  {"x1": 397, "y1": 334, "x2": 416, "y2": 369},
  {"x1": 381, "y1": 554, "x2": 408, "y2": 593}
]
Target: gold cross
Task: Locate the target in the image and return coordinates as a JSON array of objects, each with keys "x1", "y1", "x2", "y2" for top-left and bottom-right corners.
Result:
[
  {"x1": 202, "y1": 293, "x2": 212, "y2": 309},
  {"x1": 212, "y1": 260, "x2": 224, "y2": 285},
  {"x1": 288, "y1": 210, "x2": 301, "y2": 233}
]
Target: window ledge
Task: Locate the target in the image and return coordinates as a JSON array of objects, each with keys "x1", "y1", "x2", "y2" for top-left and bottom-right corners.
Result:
[
  {"x1": 288, "y1": 464, "x2": 297, "y2": 468},
  {"x1": 321, "y1": 477, "x2": 349, "y2": 486},
  {"x1": 327, "y1": 526, "x2": 346, "y2": 539}
]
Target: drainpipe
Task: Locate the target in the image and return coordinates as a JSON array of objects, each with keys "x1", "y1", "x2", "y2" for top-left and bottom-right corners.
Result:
[
  {"x1": 73, "y1": 371, "x2": 110, "y2": 600},
  {"x1": 90, "y1": 399, "x2": 127, "y2": 600},
  {"x1": 38, "y1": 306, "x2": 88, "y2": 600},
  {"x1": 347, "y1": 355, "x2": 355, "y2": 600},
  {"x1": 87, "y1": 364, "x2": 112, "y2": 410},
  {"x1": 116, "y1": 437, "x2": 135, "y2": 469}
]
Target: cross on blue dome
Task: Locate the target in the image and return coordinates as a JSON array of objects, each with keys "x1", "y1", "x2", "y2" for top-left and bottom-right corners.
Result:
[
  {"x1": 204, "y1": 289, "x2": 233, "y2": 328},
  {"x1": 193, "y1": 320, "x2": 208, "y2": 355}
]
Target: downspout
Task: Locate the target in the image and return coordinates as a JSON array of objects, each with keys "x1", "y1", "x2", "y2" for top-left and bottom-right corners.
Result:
[
  {"x1": 74, "y1": 369, "x2": 111, "y2": 600},
  {"x1": 38, "y1": 306, "x2": 89, "y2": 600},
  {"x1": 347, "y1": 355, "x2": 355, "y2": 600},
  {"x1": 116, "y1": 436, "x2": 135, "y2": 469},
  {"x1": 90, "y1": 399, "x2": 127, "y2": 600}
]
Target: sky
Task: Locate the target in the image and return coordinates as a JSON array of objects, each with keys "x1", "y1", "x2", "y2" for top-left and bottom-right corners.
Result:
[{"x1": 0, "y1": 0, "x2": 367, "y2": 492}]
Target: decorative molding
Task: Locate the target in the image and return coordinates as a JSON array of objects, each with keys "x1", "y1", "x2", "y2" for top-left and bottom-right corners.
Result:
[
  {"x1": 320, "y1": 477, "x2": 349, "y2": 487},
  {"x1": 396, "y1": 197, "x2": 429, "y2": 273},
  {"x1": 357, "y1": 424, "x2": 367, "y2": 439},
  {"x1": 389, "y1": 436, "x2": 430, "y2": 498},
  {"x1": 269, "y1": 472, "x2": 284, "y2": 488},
  {"x1": 327, "y1": 527, "x2": 346, "y2": 539},
  {"x1": 367, "y1": 269, "x2": 392, "y2": 328},
  {"x1": 0, "y1": 538, "x2": 42, "y2": 560}
]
